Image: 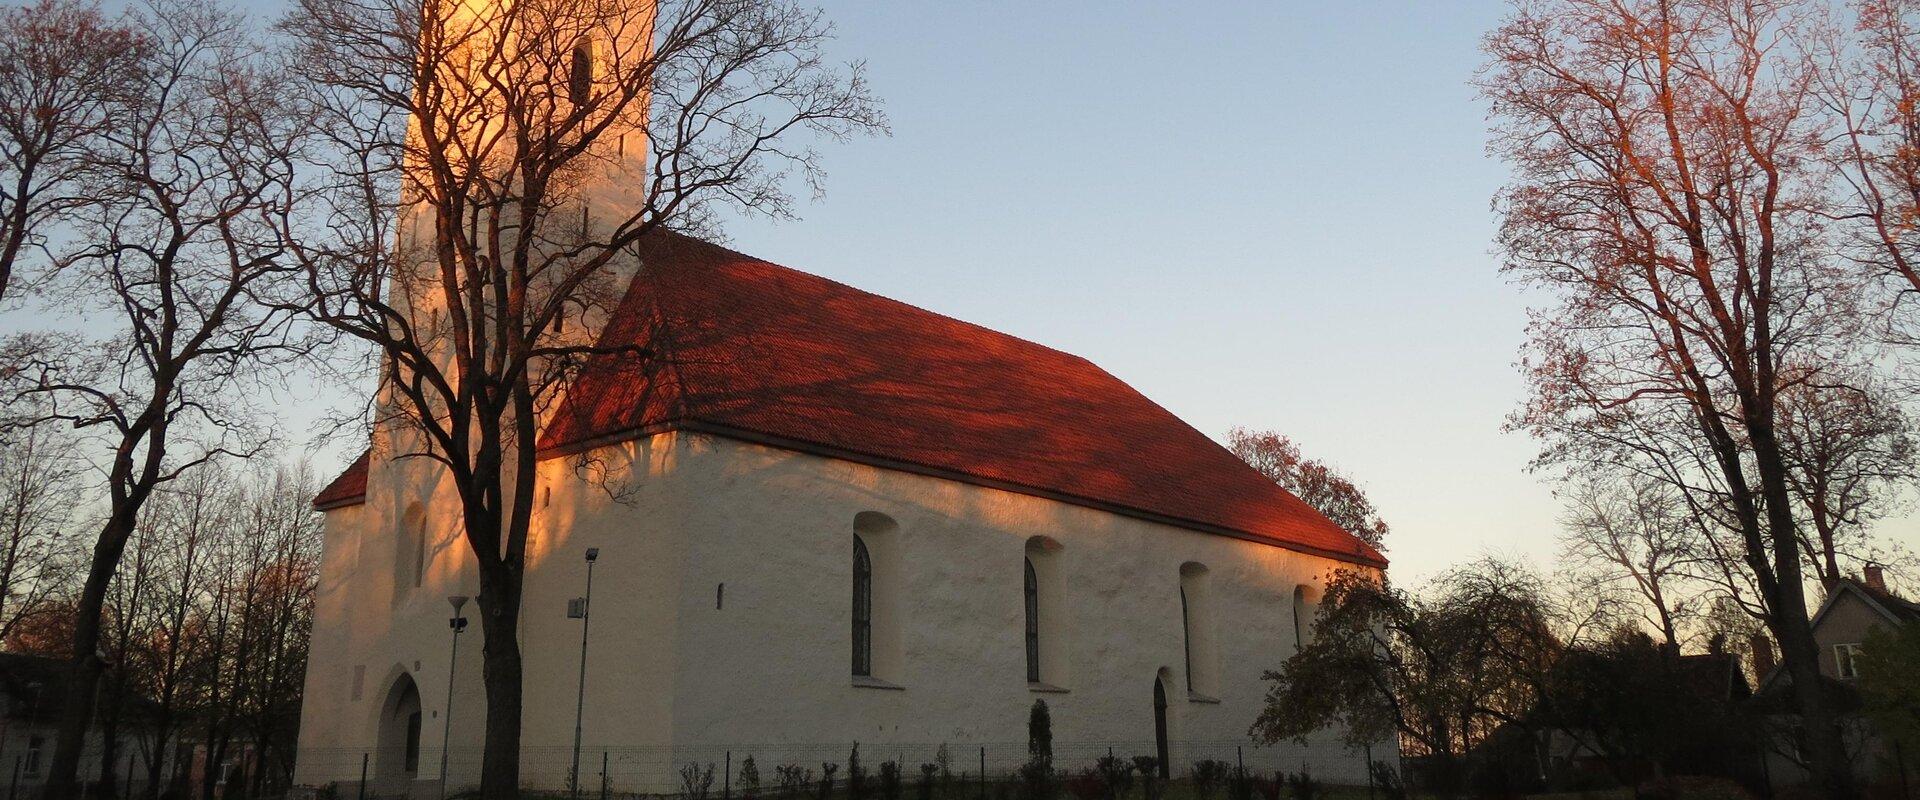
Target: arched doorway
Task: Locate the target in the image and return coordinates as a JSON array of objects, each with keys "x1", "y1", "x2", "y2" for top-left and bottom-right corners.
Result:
[
  {"x1": 1151, "y1": 675, "x2": 1170, "y2": 778},
  {"x1": 376, "y1": 673, "x2": 423, "y2": 795}
]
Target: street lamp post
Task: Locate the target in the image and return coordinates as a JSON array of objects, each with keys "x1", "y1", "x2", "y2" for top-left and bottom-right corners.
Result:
[
  {"x1": 440, "y1": 596, "x2": 469, "y2": 800},
  {"x1": 568, "y1": 548, "x2": 599, "y2": 800}
]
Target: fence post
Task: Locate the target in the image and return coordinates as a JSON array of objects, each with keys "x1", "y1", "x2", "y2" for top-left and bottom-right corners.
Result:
[
  {"x1": 9, "y1": 755, "x2": 20, "y2": 800},
  {"x1": 600, "y1": 751, "x2": 608, "y2": 800},
  {"x1": 124, "y1": 755, "x2": 133, "y2": 799},
  {"x1": 358, "y1": 753, "x2": 368, "y2": 800},
  {"x1": 978, "y1": 748, "x2": 985, "y2": 800},
  {"x1": 724, "y1": 751, "x2": 731, "y2": 800}
]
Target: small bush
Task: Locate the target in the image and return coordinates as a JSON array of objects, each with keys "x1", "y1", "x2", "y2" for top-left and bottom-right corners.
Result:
[
  {"x1": 1251, "y1": 776, "x2": 1281, "y2": 800},
  {"x1": 680, "y1": 763, "x2": 716, "y2": 800},
  {"x1": 916, "y1": 765, "x2": 937, "y2": 800},
  {"x1": 1226, "y1": 764, "x2": 1253, "y2": 800},
  {"x1": 1093, "y1": 754, "x2": 1132, "y2": 800},
  {"x1": 1028, "y1": 700, "x2": 1053, "y2": 765},
  {"x1": 879, "y1": 761, "x2": 902, "y2": 800},
  {"x1": 935, "y1": 745, "x2": 954, "y2": 790},
  {"x1": 1283, "y1": 768, "x2": 1317, "y2": 800},
  {"x1": 816, "y1": 763, "x2": 841, "y2": 800},
  {"x1": 1064, "y1": 770, "x2": 1105, "y2": 800},
  {"x1": 848, "y1": 745, "x2": 867, "y2": 800},
  {"x1": 1016, "y1": 757, "x2": 1056, "y2": 800},
  {"x1": 739, "y1": 757, "x2": 762, "y2": 800},
  {"x1": 1190, "y1": 761, "x2": 1229, "y2": 800},
  {"x1": 1131, "y1": 757, "x2": 1161, "y2": 800},
  {"x1": 775, "y1": 764, "x2": 812, "y2": 800}
]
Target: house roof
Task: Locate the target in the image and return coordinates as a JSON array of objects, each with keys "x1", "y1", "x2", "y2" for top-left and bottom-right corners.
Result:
[
  {"x1": 1805, "y1": 577, "x2": 1920, "y2": 633},
  {"x1": 317, "y1": 232, "x2": 1387, "y2": 568},
  {"x1": 1753, "y1": 576, "x2": 1914, "y2": 694},
  {"x1": 312, "y1": 450, "x2": 369, "y2": 510}
]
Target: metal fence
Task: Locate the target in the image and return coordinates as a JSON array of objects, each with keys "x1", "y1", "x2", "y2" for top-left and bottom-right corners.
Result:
[{"x1": 293, "y1": 739, "x2": 1394, "y2": 800}]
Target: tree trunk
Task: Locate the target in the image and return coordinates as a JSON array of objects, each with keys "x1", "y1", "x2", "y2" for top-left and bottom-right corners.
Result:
[
  {"x1": 475, "y1": 555, "x2": 523, "y2": 800},
  {"x1": 45, "y1": 506, "x2": 139, "y2": 800},
  {"x1": 1750, "y1": 418, "x2": 1855, "y2": 800}
]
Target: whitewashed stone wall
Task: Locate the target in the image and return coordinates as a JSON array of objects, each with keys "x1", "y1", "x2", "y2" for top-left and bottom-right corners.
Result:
[{"x1": 292, "y1": 431, "x2": 1387, "y2": 796}]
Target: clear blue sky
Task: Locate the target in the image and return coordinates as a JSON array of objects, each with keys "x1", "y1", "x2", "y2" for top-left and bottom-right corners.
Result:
[
  {"x1": 706, "y1": 1, "x2": 1548, "y2": 581},
  {"x1": 233, "y1": 0, "x2": 1585, "y2": 581}
]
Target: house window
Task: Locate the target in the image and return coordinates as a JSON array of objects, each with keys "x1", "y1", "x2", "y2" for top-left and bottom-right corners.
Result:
[
  {"x1": 569, "y1": 39, "x2": 593, "y2": 106},
  {"x1": 1834, "y1": 643, "x2": 1864, "y2": 679},
  {"x1": 852, "y1": 534, "x2": 872, "y2": 677},
  {"x1": 1024, "y1": 557, "x2": 1040, "y2": 683},
  {"x1": 24, "y1": 736, "x2": 42, "y2": 775}
]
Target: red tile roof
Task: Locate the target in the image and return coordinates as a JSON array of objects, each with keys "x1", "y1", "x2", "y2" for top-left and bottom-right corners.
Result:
[
  {"x1": 312, "y1": 450, "x2": 369, "y2": 510},
  {"x1": 534, "y1": 232, "x2": 1386, "y2": 568}
]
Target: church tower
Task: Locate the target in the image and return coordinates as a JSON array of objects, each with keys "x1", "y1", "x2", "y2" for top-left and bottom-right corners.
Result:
[{"x1": 390, "y1": 0, "x2": 658, "y2": 351}]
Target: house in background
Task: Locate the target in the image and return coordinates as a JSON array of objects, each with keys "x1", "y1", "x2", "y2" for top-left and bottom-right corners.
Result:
[
  {"x1": 0, "y1": 653, "x2": 160, "y2": 800},
  {"x1": 1752, "y1": 565, "x2": 1918, "y2": 791}
]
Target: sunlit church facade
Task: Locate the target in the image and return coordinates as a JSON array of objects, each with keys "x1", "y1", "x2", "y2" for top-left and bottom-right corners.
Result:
[{"x1": 287, "y1": 3, "x2": 1389, "y2": 796}]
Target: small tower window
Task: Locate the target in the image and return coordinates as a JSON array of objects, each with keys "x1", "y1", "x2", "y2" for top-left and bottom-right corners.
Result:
[{"x1": 569, "y1": 39, "x2": 593, "y2": 106}]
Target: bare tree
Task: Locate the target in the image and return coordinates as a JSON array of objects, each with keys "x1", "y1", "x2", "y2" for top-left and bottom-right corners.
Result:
[
  {"x1": 0, "y1": 424, "x2": 85, "y2": 643},
  {"x1": 0, "y1": 0, "x2": 307, "y2": 793},
  {"x1": 279, "y1": 0, "x2": 882, "y2": 794},
  {"x1": 1828, "y1": 0, "x2": 1920, "y2": 334},
  {"x1": 0, "y1": 0, "x2": 145, "y2": 302},
  {"x1": 1559, "y1": 476, "x2": 1702, "y2": 651},
  {"x1": 1774, "y1": 375, "x2": 1916, "y2": 585},
  {"x1": 1480, "y1": 0, "x2": 1866, "y2": 795},
  {"x1": 123, "y1": 467, "x2": 228, "y2": 800}
]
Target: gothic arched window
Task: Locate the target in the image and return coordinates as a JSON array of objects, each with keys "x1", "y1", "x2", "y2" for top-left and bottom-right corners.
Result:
[
  {"x1": 852, "y1": 534, "x2": 872, "y2": 677},
  {"x1": 568, "y1": 39, "x2": 593, "y2": 106},
  {"x1": 1292, "y1": 585, "x2": 1308, "y2": 649},
  {"x1": 1180, "y1": 586, "x2": 1194, "y2": 692},
  {"x1": 1024, "y1": 557, "x2": 1040, "y2": 682},
  {"x1": 1179, "y1": 561, "x2": 1216, "y2": 697}
]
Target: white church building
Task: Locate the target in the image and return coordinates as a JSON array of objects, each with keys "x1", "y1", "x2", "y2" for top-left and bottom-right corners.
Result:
[{"x1": 289, "y1": 231, "x2": 1389, "y2": 797}]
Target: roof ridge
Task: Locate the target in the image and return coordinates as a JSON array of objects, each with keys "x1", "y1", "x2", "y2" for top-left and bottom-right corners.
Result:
[{"x1": 679, "y1": 233, "x2": 1104, "y2": 372}]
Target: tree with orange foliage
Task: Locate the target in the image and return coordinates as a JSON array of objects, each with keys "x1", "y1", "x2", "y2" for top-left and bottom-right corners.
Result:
[
  {"x1": 1227, "y1": 427, "x2": 1388, "y2": 550},
  {"x1": 1480, "y1": 0, "x2": 1866, "y2": 795}
]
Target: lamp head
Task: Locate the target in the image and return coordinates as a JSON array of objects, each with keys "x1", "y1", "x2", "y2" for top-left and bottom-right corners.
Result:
[
  {"x1": 585, "y1": 548, "x2": 599, "y2": 562},
  {"x1": 448, "y1": 595, "x2": 469, "y2": 613}
]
